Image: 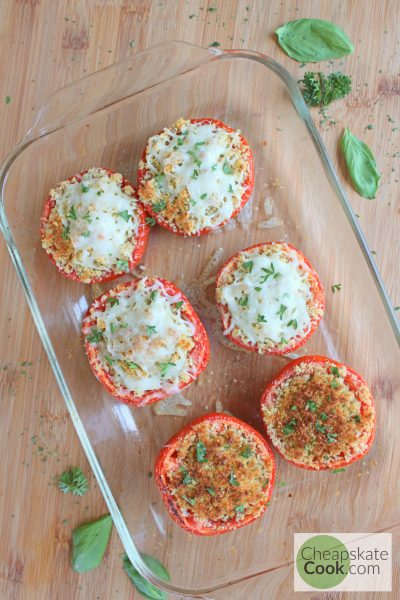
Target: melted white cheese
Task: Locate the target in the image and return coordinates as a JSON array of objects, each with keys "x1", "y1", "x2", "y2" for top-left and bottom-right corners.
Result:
[
  {"x1": 219, "y1": 247, "x2": 313, "y2": 345},
  {"x1": 53, "y1": 168, "x2": 139, "y2": 273},
  {"x1": 90, "y1": 278, "x2": 195, "y2": 396},
  {"x1": 143, "y1": 119, "x2": 250, "y2": 233}
]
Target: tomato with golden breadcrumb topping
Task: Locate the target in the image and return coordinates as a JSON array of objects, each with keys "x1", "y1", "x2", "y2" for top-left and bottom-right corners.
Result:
[
  {"x1": 41, "y1": 167, "x2": 149, "y2": 283},
  {"x1": 137, "y1": 118, "x2": 254, "y2": 236},
  {"x1": 260, "y1": 356, "x2": 375, "y2": 470},
  {"x1": 82, "y1": 277, "x2": 210, "y2": 407},
  {"x1": 155, "y1": 413, "x2": 275, "y2": 535}
]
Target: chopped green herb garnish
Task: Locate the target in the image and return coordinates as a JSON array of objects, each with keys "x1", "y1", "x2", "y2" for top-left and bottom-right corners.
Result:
[
  {"x1": 61, "y1": 224, "x2": 70, "y2": 240},
  {"x1": 152, "y1": 200, "x2": 166, "y2": 213},
  {"x1": 331, "y1": 283, "x2": 342, "y2": 293},
  {"x1": 118, "y1": 210, "x2": 130, "y2": 222},
  {"x1": 149, "y1": 290, "x2": 157, "y2": 302},
  {"x1": 222, "y1": 160, "x2": 233, "y2": 175},
  {"x1": 191, "y1": 169, "x2": 199, "y2": 179},
  {"x1": 228, "y1": 184, "x2": 234, "y2": 193},
  {"x1": 96, "y1": 190, "x2": 102, "y2": 196},
  {"x1": 81, "y1": 231, "x2": 91, "y2": 237},
  {"x1": 283, "y1": 418, "x2": 297, "y2": 435},
  {"x1": 196, "y1": 441, "x2": 208, "y2": 463},
  {"x1": 211, "y1": 163, "x2": 218, "y2": 171},
  {"x1": 209, "y1": 41, "x2": 221, "y2": 47},
  {"x1": 106, "y1": 297, "x2": 119, "y2": 306},
  {"x1": 291, "y1": 405, "x2": 297, "y2": 411},
  {"x1": 105, "y1": 354, "x2": 114, "y2": 365},
  {"x1": 5, "y1": 96, "x2": 11, "y2": 104},
  {"x1": 260, "y1": 262, "x2": 280, "y2": 283},
  {"x1": 206, "y1": 487, "x2": 216, "y2": 496},
  {"x1": 299, "y1": 71, "x2": 352, "y2": 107},
  {"x1": 194, "y1": 141, "x2": 206, "y2": 149},
  {"x1": 235, "y1": 505, "x2": 245, "y2": 514},
  {"x1": 326, "y1": 432, "x2": 338, "y2": 443},
  {"x1": 257, "y1": 314, "x2": 267, "y2": 323},
  {"x1": 237, "y1": 294, "x2": 249, "y2": 307},
  {"x1": 67, "y1": 205, "x2": 77, "y2": 220},
  {"x1": 306, "y1": 400, "x2": 317, "y2": 412},
  {"x1": 181, "y1": 495, "x2": 196, "y2": 506},
  {"x1": 83, "y1": 211, "x2": 92, "y2": 223},
  {"x1": 116, "y1": 259, "x2": 129, "y2": 272},
  {"x1": 331, "y1": 379, "x2": 340, "y2": 389},
  {"x1": 81, "y1": 185, "x2": 90, "y2": 193},
  {"x1": 127, "y1": 362, "x2": 139, "y2": 370},
  {"x1": 352, "y1": 414, "x2": 361, "y2": 423},
  {"x1": 319, "y1": 412, "x2": 328, "y2": 421},
  {"x1": 174, "y1": 300, "x2": 184, "y2": 310},
  {"x1": 331, "y1": 366, "x2": 340, "y2": 377},
  {"x1": 277, "y1": 304, "x2": 287, "y2": 320},
  {"x1": 86, "y1": 328, "x2": 103, "y2": 343},
  {"x1": 58, "y1": 467, "x2": 89, "y2": 497},
  {"x1": 240, "y1": 446, "x2": 253, "y2": 458},
  {"x1": 110, "y1": 322, "x2": 117, "y2": 334},
  {"x1": 229, "y1": 470, "x2": 239, "y2": 486},
  {"x1": 242, "y1": 260, "x2": 254, "y2": 272},
  {"x1": 158, "y1": 362, "x2": 176, "y2": 377},
  {"x1": 315, "y1": 421, "x2": 326, "y2": 434},
  {"x1": 255, "y1": 286, "x2": 262, "y2": 292},
  {"x1": 332, "y1": 467, "x2": 346, "y2": 473},
  {"x1": 180, "y1": 468, "x2": 194, "y2": 485},
  {"x1": 287, "y1": 319, "x2": 298, "y2": 329},
  {"x1": 200, "y1": 193, "x2": 207, "y2": 200},
  {"x1": 145, "y1": 217, "x2": 156, "y2": 226},
  {"x1": 146, "y1": 325, "x2": 157, "y2": 336}
]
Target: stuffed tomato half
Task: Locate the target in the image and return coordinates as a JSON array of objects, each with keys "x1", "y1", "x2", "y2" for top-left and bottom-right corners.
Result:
[
  {"x1": 137, "y1": 117, "x2": 254, "y2": 236},
  {"x1": 155, "y1": 413, "x2": 275, "y2": 535},
  {"x1": 260, "y1": 356, "x2": 376, "y2": 471},
  {"x1": 41, "y1": 167, "x2": 149, "y2": 283},
  {"x1": 82, "y1": 277, "x2": 210, "y2": 406},
  {"x1": 216, "y1": 242, "x2": 325, "y2": 355}
]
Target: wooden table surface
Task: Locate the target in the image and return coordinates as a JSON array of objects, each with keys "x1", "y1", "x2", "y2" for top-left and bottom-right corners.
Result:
[{"x1": 0, "y1": 1, "x2": 398, "y2": 598}]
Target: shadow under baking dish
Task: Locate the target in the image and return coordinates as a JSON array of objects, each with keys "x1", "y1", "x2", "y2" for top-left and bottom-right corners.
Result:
[{"x1": 1, "y1": 42, "x2": 399, "y2": 599}]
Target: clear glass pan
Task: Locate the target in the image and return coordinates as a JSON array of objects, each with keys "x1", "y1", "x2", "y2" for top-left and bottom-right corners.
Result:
[{"x1": 1, "y1": 42, "x2": 399, "y2": 599}]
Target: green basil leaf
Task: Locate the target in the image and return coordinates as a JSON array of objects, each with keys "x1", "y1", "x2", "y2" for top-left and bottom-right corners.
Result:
[
  {"x1": 275, "y1": 19, "x2": 354, "y2": 63},
  {"x1": 340, "y1": 128, "x2": 380, "y2": 199},
  {"x1": 122, "y1": 553, "x2": 170, "y2": 600},
  {"x1": 71, "y1": 515, "x2": 113, "y2": 573}
]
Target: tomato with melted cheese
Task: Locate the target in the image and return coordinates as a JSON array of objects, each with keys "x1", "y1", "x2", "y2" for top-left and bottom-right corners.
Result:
[
  {"x1": 155, "y1": 413, "x2": 275, "y2": 535},
  {"x1": 260, "y1": 356, "x2": 376, "y2": 470},
  {"x1": 82, "y1": 277, "x2": 210, "y2": 406},
  {"x1": 41, "y1": 167, "x2": 148, "y2": 283},
  {"x1": 137, "y1": 118, "x2": 254, "y2": 236},
  {"x1": 216, "y1": 242, "x2": 325, "y2": 354}
]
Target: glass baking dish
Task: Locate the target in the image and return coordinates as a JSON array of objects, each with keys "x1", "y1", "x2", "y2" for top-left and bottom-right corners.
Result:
[{"x1": 1, "y1": 41, "x2": 399, "y2": 599}]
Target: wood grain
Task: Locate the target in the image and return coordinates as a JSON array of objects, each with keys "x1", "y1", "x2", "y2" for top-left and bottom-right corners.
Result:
[{"x1": 0, "y1": 1, "x2": 398, "y2": 599}]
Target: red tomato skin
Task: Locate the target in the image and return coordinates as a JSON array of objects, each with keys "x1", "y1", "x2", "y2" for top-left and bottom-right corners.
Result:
[
  {"x1": 82, "y1": 277, "x2": 210, "y2": 407},
  {"x1": 215, "y1": 242, "x2": 325, "y2": 355},
  {"x1": 137, "y1": 118, "x2": 254, "y2": 237},
  {"x1": 155, "y1": 412, "x2": 275, "y2": 535},
  {"x1": 260, "y1": 355, "x2": 376, "y2": 471},
  {"x1": 40, "y1": 168, "x2": 149, "y2": 284}
]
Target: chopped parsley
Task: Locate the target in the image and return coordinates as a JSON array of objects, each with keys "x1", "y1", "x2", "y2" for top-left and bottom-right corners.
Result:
[
  {"x1": 283, "y1": 418, "x2": 297, "y2": 435},
  {"x1": 110, "y1": 322, "x2": 117, "y2": 334},
  {"x1": 152, "y1": 200, "x2": 166, "y2": 213},
  {"x1": 181, "y1": 495, "x2": 196, "y2": 506},
  {"x1": 287, "y1": 319, "x2": 298, "y2": 329},
  {"x1": 86, "y1": 328, "x2": 103, "y2": 343},
  {"x1": 222, "y1": 160, "x2": 233, "y2": 175},
  {"x1": 81, "y1": 231, "x2": 90, "y2": 237},
  {"x1": 240, "y1": 446, "x2": 253, "y2": 458},
  {"x1": 228, "y1": 470, "x2": 239, "y2": 486},
  {"x1": 196, "y1": 441, "x2": 208, "y2": 463},
  {"x1": 228, "y1": 184, "x2": 234, "y2": 193},
  {"x1": 83, "y1": 211, "x2": 92, "y2": 223},
  {"x1": 319, "y1": 412, "x2": 328, "y2": 422},
  {"x1": 255, "y1": 286, "x2": 262, "y2": 292},
  {"x1": 81, "y1": 185, "x2": 90, "y2": 193},
  {"x1": 306, "y1": 400, "x2": 317, "y2": 412},
  {"x1": 209, "y1": 41, "x2": 221, "y2": 47},
  {"x1": 235, "y1": 505, "x2": 245, "y2": 514},
  {"x1": 330, "y1": 379, "x2": 340, "y2": 389},
  {"x1": 211, "y1": 163, "x2": 218, "y2": 171},
  {"x1": 331, "y1": 366, "x2": 340, "y2": 377},
  {"x1": 332, "y1": 468, "x2": 346, "y2": 473},
  {"x1": 180, "y1": 468, "x2": 195, "y2": 485},
  {"x1": 315, "y1": 421, "x2": 326, "y2": 434},
  {"x1": 200, "y1": 193, "x2": 207, "y2": 200},
  {"x1": 242, "y1": 260, "x2": 254, "y2": 272},
  {"x1": 61, "y1": 224, "x2": 70, "y2": 240},
  {"x1": 260, "y1": 262, "x2": 280, "y2": 283},
  {"x1": 105, "y1": 354, "x2": 114, "y2": 365},
  {"x1": 158, "y1": 362, "x2": 176, "y2": 377},
  {"x1": 145, "y1": 217, "x2": 156, "y2": 226},
  {"x1": 146, "y1": 325, "x2": 157, "y2": 336},
  {"x1": 174, "y1": 300, "x2": 184, "y2": 310},
  {"x1": 237, "y1": 294, "x2": 249, "y2": 307},
  {"x1": 58, "y1": 467, "x2": 88, "y2": 497},
  {"x1": 118, "y1": 210, "x2": 130, "y2": 222},
  {"x1": 106, "y1": 297, "x2": 119, "y2": 306},
  {"x1": 149, "y1": 290, "x2": 157, "y2": 302},
  {"x1": 326, "y1": 432, "x2": 338, "y2": 443},
  {"x1": 67, "y1": 205, "x2": 77, "y2": 220},
  {"x1": 206, "y1": 487, "x2": 216, "y2": 496},
  {"x1": 116, "y1": 259, "x2": 129, "y2": 272},
  {"x1": 331, "y1": 283, "x2": 342, "y2": 293},
  {"x1": 127, "y1": 362, "x2": 139, "y2": 370},
  {"x1": 276, "y1": 304, "x2": 287, "y2": 320},
  {"x1": 257, "y1": 314, "x2": 267, "y2": 323},
  {"x1": 191, "y1": 169, "x2": 200, "y2": 180},
  {"x1": 290, "y1": 405, "x2": 297, "y2": 411}
]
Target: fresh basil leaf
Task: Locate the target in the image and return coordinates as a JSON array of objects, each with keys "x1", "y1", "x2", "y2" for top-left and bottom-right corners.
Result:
[
  {"x1": 71, "y1": 514, "x2": 113, "y2": 573},
  {"x1": 275, "y1": 19, "x2": 354, "y2": 63},
  {"x1": 340, "y1": 128, "x2": 380, "y2": 199},
  {"x1": 122, "y1": 553, "x2": 170, "y2": 600}
]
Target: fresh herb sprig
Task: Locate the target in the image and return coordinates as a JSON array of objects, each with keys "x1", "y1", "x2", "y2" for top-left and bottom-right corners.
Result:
[{"x1": 58, "y1": 467, "x2": 89, "y2": 497}]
